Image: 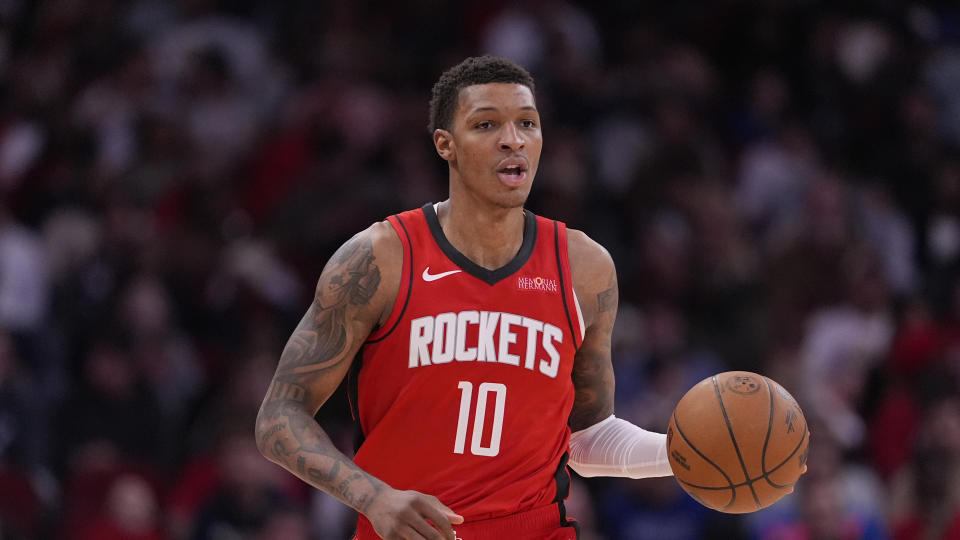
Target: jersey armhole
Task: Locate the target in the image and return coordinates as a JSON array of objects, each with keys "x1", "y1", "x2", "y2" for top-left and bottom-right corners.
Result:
[
  {"x1": 366, "y1": 214, "x2": 413, "y2": 343},
  {"x1": 554, "y1": 221, "x2": 585, "y2": 350}
]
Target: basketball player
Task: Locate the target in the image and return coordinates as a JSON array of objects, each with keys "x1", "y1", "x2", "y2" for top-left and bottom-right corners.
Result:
[{"x1": 255, "y1": 56, "x2": 674, "y2": 540}]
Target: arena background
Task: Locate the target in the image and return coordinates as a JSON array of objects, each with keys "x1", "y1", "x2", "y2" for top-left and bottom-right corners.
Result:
[{"x1": 1, "y1": 1, "x2": 959, "y2": 539}]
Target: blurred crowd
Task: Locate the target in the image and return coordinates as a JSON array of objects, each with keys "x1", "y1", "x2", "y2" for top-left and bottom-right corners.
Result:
[{"x1": 2, "y1": 0, "x2": 960, "y2": 539}]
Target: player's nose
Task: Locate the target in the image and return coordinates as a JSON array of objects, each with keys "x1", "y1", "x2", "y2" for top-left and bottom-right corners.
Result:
[{"x1": 498, "y1": 123, "x2": 524, "y2": 151}]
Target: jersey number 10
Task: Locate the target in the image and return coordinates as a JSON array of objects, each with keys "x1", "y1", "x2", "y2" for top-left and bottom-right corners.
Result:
[{"x1": 454, "y1": 381, "x2": 506, "y2": 457}]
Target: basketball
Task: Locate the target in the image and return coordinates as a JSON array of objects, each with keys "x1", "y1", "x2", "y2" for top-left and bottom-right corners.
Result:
[{"x1": 666, "y1": 371, "x2": 809, "y2": 513}]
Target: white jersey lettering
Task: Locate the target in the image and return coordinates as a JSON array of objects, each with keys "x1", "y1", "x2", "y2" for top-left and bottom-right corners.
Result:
[
  {"x1": 477, "y1": 311, "x2": 499, "y2": 362},
  {"x1": 455, "y1": 311, "x2": 479, "y2": 361},
  {"x1": 497, "y1": 313, "x2": 522, "y2": 366},
  {"x1": 520, "y1": 317, "x2": 544, "y2": 370},
  {"x1": 432, "y1": 312, "x2": 457, "y2": 364},
  {"x1": 540, "y1": 323, "x2": 562, "y2": 378},
  {"x1": 410, "y1": 316, "x2": 434, "y2": 367},
  {"x1": 407, "y1": 310, "x2": 564, "y2": 378}
]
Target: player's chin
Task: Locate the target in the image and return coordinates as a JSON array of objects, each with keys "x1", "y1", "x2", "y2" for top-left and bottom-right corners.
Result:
[{"x1": 494, "y1": 187, "x2": 532, "y2": 209}]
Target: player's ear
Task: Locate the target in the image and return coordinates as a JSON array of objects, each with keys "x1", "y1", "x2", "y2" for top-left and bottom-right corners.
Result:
[{"x1": 434, "y1": 128, "x2": 455, "y2": 161}]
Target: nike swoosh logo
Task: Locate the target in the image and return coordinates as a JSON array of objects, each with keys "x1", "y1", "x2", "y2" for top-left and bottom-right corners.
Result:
[{"x1": 422, "y1": 267, "x2": 462, "y2": 282}]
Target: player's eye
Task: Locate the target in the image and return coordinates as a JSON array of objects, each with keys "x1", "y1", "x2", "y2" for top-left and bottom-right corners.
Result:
[
  {"x1": 475, "y1": 121, "x2": 494, "y2": 130},
  {"x1": 520, "y1": 119, "x2": 538, "y2": 128}
]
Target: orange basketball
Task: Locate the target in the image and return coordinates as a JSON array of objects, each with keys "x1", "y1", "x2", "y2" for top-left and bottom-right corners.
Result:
[{"x1": 666, "y1": 371, "x2": 809, "y2": 513}]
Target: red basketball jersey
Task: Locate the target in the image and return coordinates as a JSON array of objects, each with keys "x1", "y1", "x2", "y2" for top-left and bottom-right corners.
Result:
[{"x1": 351, "y1": 203, "x2": 585, "y2": 522}]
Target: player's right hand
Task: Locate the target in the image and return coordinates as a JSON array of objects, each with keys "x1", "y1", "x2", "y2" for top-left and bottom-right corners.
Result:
[{"x1": 365, "y1": 488, "x2": 464, "y2": 540}]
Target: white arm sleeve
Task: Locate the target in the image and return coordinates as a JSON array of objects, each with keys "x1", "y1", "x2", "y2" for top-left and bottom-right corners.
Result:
[{"x1": 567, "y1": 415, "x2": 674, "y2": 479}]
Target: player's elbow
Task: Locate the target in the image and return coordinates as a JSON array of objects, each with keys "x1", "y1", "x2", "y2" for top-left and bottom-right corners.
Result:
[{"x1": 253, "y1": 405, "x2": 276, "y2": 460}]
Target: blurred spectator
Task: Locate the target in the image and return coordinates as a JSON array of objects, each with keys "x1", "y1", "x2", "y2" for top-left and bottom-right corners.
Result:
[
  {"x1": 255, "y1": 507, "x2": 310, "y2": 540},
  {"x1": 0, "y1": 329, "x2": 44, "y2": 469},
  {"x1": 800, "y1": 245, "x2": 895, "y2": 450},
  {"x1": 0, "y1": 203, "x2": 49, "y2": 333},
  {"x1": 735, "y1": 123, "x2": 819, "y2": 243},
  {"x1": 750, "y1": 472, "x2": 888, "y2": 540},
  {"x1": 0, "y1": 330, "x2": 42, "y2": 538},
  {"x1": 117, "y1": 272, "x2": 203, "y2": 432},
  {"x1": 888, "y1": 393, "x2": 960, "y2": 539},
  {"x1": 596, "y1": 475, "x2": 743, "y2": 540},
  {"x1": 56, "y1": 333, "x2": 164, "y2": 475},
  {"x1": 177, "y1": 421, "x2": 301, "y2": 540},
  {"x1": 765, "y1": 174, "x2": 858, "y2": 343},
  {"x1": 748, "y1": 424, "x2": 888, "y2": 540},
  {"x1": 868, "y1": 298, "x2": 945, "y2": 480},
  {"x1": 72, "y1": 474, "x2": 167, "y2": 540}
]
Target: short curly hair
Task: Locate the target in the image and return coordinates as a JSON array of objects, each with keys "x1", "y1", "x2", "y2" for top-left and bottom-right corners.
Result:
[{"x1": 428, "y1": 55, "x2": 536, "y2": 133}]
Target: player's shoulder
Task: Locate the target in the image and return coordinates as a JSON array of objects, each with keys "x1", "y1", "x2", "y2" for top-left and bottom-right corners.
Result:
[
  {"x1": 565, "y1": 227, "x2": 615, "y2": 279},
  {"x1": 365, "y1": 218, "x2": 402, "y2": 246},
  {"x1": 354, "y1": 218, "x2": 403, "y2": 270},
  {"x1": 565, "y1": 228, "x2": 617, "y2": 324},
  {"x1": 323, "y1": 219, "x2": 403, "y2": 283},
  {"x1": 327, "y1": 219, "x2": 404, "y2": 325}
]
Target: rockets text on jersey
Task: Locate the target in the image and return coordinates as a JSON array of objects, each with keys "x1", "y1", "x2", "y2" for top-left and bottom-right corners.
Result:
[{"x1": 407, "y1": 310, "x2": 563, "y2": 378}]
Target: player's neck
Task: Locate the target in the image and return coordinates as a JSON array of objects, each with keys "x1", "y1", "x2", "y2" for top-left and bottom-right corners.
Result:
[{"x1": 436, "y1": 198, "x2": 525, "y2": 271}]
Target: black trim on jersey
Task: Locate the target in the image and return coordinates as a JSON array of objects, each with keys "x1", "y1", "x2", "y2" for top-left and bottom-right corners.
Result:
[
  {"x1": 347, "y1": 349, "x2": 366, "y2": 449},
  {"x1": 553, "y1": 451, "x2": 581, "y2": 538},
  {"x1": 421, "y1": 203, "x2": 537, "y2": 286},
  {"x1": 552, "y1": 451, "x2": 571, "y2": 503},
  {"x1": 352, "y1": 212, "x2": 415, "y2": 451},
  {"x1": 366, "y1": 214, "x2": 414, "y2": 344},
  {"x1": 554, "y1": 222, "x2": 580, "y2": 350}
]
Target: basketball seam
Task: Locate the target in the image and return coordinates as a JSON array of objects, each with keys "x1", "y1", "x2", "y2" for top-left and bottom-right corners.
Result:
[
  {"x1": 679, "y1": 429, "x2": 807, "y2": 491},
  {"x1": 671, "y1": 409, "x2": 738, "y2": 510},
  {"x1": 760, "y1": 378, "x2": 809, "y2": 489},
  {"x1": 712, "y1": 375, "x2": 762, "y2": 510},
  {"x1": 761, "y1": 377, "x2": 775, "y2": 487},
  {"x1": 761, "y1": 428, "x2": 808, "y2": 488}
]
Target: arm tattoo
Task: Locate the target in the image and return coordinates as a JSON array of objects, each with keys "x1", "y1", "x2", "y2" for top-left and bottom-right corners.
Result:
[
  {"x1": 276, "y1": 235, "x2": 380, "y2": 382},
  {"x1": 569, "y1": 266, "x2": 618, "y2": 430},
  {"x1": 255, "y1": 234, "x2": 384, "y2": 512},
  {"x1": 259, "y1": 402, "x2": 382, "y2": 512},
  {"x1": 597, "y1": 286, "x2": 617, "y2": 312},
  {"x1": 568, "y1": 344, "x2": 615, "y2": 431}
]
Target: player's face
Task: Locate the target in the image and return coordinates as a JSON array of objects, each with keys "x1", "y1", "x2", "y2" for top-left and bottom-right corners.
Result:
[{"x1": 438, "y1": 82, "x2": 542, "y2": 209}]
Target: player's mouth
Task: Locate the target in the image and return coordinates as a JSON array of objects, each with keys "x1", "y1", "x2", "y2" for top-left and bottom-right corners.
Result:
[{"x1": 496, "y1": 158, "x2": 528, "y2": 186}]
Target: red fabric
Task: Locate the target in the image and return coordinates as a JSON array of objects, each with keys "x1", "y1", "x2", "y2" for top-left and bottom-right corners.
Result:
[{"x1": 354, "y1": 206, "x2": 582, "y2": 521}]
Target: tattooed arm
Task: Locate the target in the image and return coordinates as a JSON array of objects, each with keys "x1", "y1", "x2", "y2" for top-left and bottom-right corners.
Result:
[
  {"x1": 255, "y1": 222, "x2": 462, "y2": 540},
  {"x1": 566, "y1": 230, "x2": 617, "y2": 431},
  {"x1": 565, "y1": 229, "x2": 673, "y2": 478}
]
